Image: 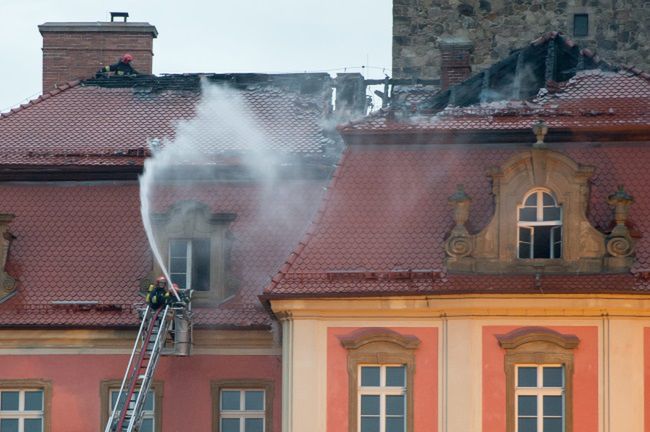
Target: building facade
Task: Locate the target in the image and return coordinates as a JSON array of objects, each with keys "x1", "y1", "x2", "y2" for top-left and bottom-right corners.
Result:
[{"x1": 268, "y1": 33, "x2": 650, "y2": 432}]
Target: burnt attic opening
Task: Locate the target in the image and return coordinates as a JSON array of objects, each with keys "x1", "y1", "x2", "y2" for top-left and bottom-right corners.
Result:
[{"x1": 411, "y1": 33, "x2": 615, "y2": 114}]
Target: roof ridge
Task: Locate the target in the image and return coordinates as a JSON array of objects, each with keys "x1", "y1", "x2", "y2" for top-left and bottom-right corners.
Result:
[
  {"x1": 0, "y1": 80, "x2": 81, "y2": 120},
  {"x1": 263, "y1": 148, "x2": 352, "y2": 295}
]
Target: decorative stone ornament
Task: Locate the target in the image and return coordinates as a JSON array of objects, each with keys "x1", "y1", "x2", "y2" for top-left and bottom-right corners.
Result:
[
  {"x1": 605, "y1": 186, "x2": 635, "y2": 271},
  {"x1": 445, "y1": 149, "x2": 617, "y2": 274},
  {"x1": 532, "y1": 120, "x2": 548, "y2": 148},
  {"x1": 445, "y1": 185, "x2": 474, "y2": 260},
  {"x1": 0, "y1": 214, "x2": 17, "y2": 300}
]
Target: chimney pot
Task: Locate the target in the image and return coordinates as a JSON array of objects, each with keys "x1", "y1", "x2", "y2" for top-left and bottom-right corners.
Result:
[{"x1": 110, "y1": 12, "x2": 129, "y2": 22}]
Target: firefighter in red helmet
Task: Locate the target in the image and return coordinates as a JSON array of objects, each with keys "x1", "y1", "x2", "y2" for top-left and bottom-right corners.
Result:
[
  {"x1": 96, "y1": 53, "x2": 139, "y2": 77},
  {"x1": 146, "y1": 276, "x2": 170, "y2": 310}
]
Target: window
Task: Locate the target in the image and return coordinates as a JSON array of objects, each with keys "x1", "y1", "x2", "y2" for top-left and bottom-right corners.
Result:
[
  {"x1": 358, "y1": 365, "x2": 406, "y2": 432},
  {"x1": 109, "y1": 390, "x2": 156, "y2": 432},
  {"x1": 169, "y1": 238, "x2": 211, "y2": 291},
  {"x1": 515, "y1": 366, "x2": 564, "y2": 432},
  {"x1": 211, "y1": 380, "x2": 273, "y2": 432},
  {"x1": 445, "y1": 150, "x2": 615, "y2": 273},
  {"x1": 339, "y1": 328, "x2": 420, "y2": 432},
  {"x1": 0, "y1": 390, "x2": 44, "y2": 432},
  {"x1": 151, "y1": 201, "x2": 237, "y2": 304},
  {"x1": 497, "y1": 327, "x2": 579, "y2": 432},
  {"x1": 517, "y1": 190, "x2": 562, "y2": 259},
  {"x1": 219, "y1": 389, "x2": 265, "y2": 432},
  {"x1": 100, "y1": 380, "x2": 163, "y2": 432},
  {"x1": 573, "y1": 14, "x2": 589, "y2": 37}
]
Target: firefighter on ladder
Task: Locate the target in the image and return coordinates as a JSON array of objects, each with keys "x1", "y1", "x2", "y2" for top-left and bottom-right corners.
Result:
[
  {"x1": 146, "y1": 277, "x2": 171, "y2": 309},
  {"x1": 146, "y1": 278, "x2": 187, "y2": 309}
]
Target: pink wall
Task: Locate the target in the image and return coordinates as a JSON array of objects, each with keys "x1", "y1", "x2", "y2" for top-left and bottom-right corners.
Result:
[
  {"x1": 1, "y1": 354, "x2": 281, "y2": 432},
  {"x1": 482, "y1": 326, "x2": 599, "y2": 432},
  {"x1": 327, "y1": 327, "x2": 438, "y2": 432}
]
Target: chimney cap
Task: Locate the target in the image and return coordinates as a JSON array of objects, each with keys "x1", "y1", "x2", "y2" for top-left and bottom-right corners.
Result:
[
  {"x1": 39, "y1": 22, "x2": 158, "y2": 38},
  {"x1": 110, "y1": 12, "x2": 129, "y2": 22},
  {"x1": 439, "y1": 36, "x2": 474, "y2": 50}
]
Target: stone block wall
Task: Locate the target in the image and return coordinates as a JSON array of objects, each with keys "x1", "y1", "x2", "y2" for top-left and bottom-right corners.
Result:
[{"x1": 393, "y1": 0, "x2": 650, "y2": 79}]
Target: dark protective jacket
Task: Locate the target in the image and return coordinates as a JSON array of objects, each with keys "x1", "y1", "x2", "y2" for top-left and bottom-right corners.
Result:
[{"x1": 97, "y1": 60, "x2": 139, "y2": 77}]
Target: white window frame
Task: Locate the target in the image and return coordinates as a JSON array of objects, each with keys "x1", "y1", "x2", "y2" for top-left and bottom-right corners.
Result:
[
  {"x1": 515, "y1": 365, "x2": 565, "y2": 432},
  {"x1": 358, "y1": 365, "x2": 407, "y2": 432},
  {"x1": 109, "y1": 389, "x2": 156, "y2": 432},
  {"x1": 517, "y1": 189, "x2": 563, "y2": 259},
  {"x1": 0, "y1": 389, "x2": 44, "y2": 432},
  {"x1": 169, "y1": 238, "x2": 193, "y2": 290},
  {"x1": 219, "y1": 389, "x2": 266, "y2": 432}
]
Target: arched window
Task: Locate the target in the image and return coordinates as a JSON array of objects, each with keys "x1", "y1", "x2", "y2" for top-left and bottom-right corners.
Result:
[{"x1": 518, "y1": 190, "x2": 562, "y2": 259}]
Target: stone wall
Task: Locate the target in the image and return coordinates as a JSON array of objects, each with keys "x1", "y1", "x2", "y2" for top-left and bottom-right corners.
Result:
[{"x1": 393, "y1": 0, "x2": 650, "y2": 79}]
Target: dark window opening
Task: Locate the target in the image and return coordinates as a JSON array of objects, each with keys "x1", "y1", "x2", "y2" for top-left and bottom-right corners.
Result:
[
  {"x1": 573, "y1": 14, "x2": 589, "y2": 37},
  {"x1": 169, "y1": 238, "x2": 211, "y2": 291},
  {"x1": 518, "y1": 191, "x2": 562, "y2": 259}
]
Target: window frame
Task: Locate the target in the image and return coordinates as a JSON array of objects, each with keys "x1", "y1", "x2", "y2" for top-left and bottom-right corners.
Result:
[
  {"x1": 497, "y1": 327, "x2": 579, "y2": 432},
  {"x1": 339, "y1": 328, "x2": 420, "y2": 432},
  {"x1": 517, "y1": 189, "x2": 563, "y2": 260},
  {"x1": 358, "y1": 365, "x2": 407, "y2": 432},
  {"x1": 211, "y1": 380, "x2": 273, "y2": 432},
  {"x1": 0, "y1": 380, "x2": 51, "y2": 432},
  {"x1": 514, "y1": 365, "x2": 565, "y2": 432},
  {"x1": 151, "y1": 201, "x2": 237, "y2": 305},
  {"x1": 99, "y1": 380, "x2": 163, "y2": 432},
  {"x1": 168, "y1": 237, "x2": 211, "y2": 292}
]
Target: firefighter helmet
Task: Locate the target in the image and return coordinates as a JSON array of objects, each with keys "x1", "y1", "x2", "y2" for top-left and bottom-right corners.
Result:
[{"x1": 122, "y1": 53, "x2": 133, "y2": 63}]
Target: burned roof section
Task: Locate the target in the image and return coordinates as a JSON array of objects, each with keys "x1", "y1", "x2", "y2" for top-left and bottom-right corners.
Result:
[{"x1": 409, "y1": 32, "x2": 620, "y2": 113}]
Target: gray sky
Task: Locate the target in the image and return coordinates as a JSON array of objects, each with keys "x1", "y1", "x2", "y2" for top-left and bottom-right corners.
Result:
[{"x1": 1, "y1": 0, "x2": 392, "y2": 112}]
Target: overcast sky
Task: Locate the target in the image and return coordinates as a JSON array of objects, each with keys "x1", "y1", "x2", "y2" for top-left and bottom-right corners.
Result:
[{"x1": 1, "y1": 0, "x2": 392, "y2": 112}]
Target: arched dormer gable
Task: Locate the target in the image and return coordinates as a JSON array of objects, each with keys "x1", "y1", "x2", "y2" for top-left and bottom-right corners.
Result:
[{"x1": 445, "y1": 148, "x2": 631, "y2": 274}]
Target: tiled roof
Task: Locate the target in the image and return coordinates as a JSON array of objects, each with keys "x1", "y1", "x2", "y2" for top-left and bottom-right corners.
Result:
[
  {"x1": 266, "y1": 144, "x2": 650, "y2": 297},
  {"x1": 0, "y1": 179, "x2": 325, "y2": 327},
  {"x1": 0, "y1": 74, "x2": 336, "y2": 167}
]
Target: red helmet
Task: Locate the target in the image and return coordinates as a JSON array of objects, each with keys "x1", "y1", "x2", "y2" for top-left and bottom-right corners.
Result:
[
  {"x1": 155, "y1": 276, "x2": 167, "y2": 286},
  {"x1": 122, "y1": 53, "x2": 133, "y2": 63}
]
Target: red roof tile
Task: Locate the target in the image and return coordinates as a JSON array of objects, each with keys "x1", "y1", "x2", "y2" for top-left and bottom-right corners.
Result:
[
  {"x1": 0, "y1": 75, "x2": 335, "y2": 167},
  {"x1": 0, "y1": 179, "x2": 326, "y2": 327},
  {"x1": 266, "y1": 143, "x2": 650, "y2": 297}
]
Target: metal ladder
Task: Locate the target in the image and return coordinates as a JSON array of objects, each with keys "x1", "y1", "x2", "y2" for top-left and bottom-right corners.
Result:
[{"x1": 104, "y1": 305, "x2": 171, "y2": 432}]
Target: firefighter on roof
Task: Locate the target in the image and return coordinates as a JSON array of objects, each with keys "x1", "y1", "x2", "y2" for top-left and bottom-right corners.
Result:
[{"x1": 96, "y1": 53, "x2": 139, "y2": 77}]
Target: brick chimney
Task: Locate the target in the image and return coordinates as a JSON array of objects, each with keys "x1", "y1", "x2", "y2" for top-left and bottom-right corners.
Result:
[
  {"x1": 38, "y1": 12, "x2": 157, "y2": 92},
  {"x1": 439, "y1": 37, "x2": 474, "y2": 90}
]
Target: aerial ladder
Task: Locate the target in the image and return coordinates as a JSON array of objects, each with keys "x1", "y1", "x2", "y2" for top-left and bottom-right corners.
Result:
[{"x1": 104, "y1": 289, "x2": 191, "y2": 432}]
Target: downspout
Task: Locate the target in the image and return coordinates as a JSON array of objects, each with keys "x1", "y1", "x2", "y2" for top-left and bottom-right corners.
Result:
[
  {"x1": 601, "y1": 312, "x2": 610, "y2": 432},
  {"x1": 441, "y1": 313, "x2": 448, "y2": 432},
  {"x1": 282, "y1": 315, "x2": 294, "y2": 432}
]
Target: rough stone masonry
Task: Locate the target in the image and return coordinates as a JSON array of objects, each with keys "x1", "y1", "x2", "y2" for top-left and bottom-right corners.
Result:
[{"x1": 393, "y1": 0, "x2": 650, "y2": 79}]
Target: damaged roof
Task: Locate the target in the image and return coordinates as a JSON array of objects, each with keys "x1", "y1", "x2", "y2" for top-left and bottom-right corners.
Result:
[
  {"x1": 265, "y1": 34, "x2": 650, "y2": 299},
  {"x1": 341, "y1": 32, "x2": 650, "y2": 139},
  {"x1": 0, "y1": 73, "x2": 338, "y2": 170},
  {"x1": 0, "y1": 73, "x2": 337, "y2": 327}
]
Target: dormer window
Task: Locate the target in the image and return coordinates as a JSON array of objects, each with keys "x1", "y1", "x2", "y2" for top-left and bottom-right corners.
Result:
[
  {"x1": 517, "y1": 190, "x2": 562, "y2": 259},
  {"x1": 151, "y1": 201, "x2": 237, "y2": 305}
]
